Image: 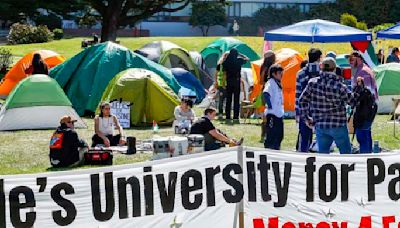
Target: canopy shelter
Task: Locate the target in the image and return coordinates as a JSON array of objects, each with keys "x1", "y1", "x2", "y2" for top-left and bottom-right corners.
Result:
[
  {"x1": 135, "y1": 41, "x2": 200, "y2": 78},
  {"x1": 49, "y1": 42, "x2": 180, "y2": 116},
  {"x1": 0, "y1": 50, "x2": 65, "y2": 98},
  {"x1": 377, "y1": 23, "x2": 400, "y2": 39},
  {"x1": 0, "y1": 74, "x2": 85, "y2": 131},
  {"x1": 373, "y1": 63, "x2": 400, "y2": 113},
  {"x1": 200, "y1": 37, "x2": 260, "y2": 73},
  {"x1": 101, "y1": 68, "x2": 179, "y2": 126},
  {"x1": 264, "y1": 19, "x2": 372, "y2": 43}
]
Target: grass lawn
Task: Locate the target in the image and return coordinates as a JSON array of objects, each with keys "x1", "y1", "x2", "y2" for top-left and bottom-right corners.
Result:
[{"x1": 0, "y1": 36, "x2": 400, "y2": 175}]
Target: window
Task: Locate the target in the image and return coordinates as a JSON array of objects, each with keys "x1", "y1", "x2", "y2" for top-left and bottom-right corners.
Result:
[{"x1": 228, "y1": 2, "x2": 241, "y2": 17}]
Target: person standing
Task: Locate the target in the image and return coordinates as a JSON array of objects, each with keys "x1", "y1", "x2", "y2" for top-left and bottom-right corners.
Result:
[
  {"x1": 351, "y1": 77, "x2": 377, "y2": 153},
  {"x1": 223, "y1": 48, "x2": 249, "y2": 122},
  {"x1": 386, "y1": 47, "x2": 400, "y2": 63},
  {"x1": 25, "y1": 53, "x2": 49, "y2": 75},
  {"x1": 214, "y1": 53, "x2": 229, "y2": 119},
  {"x1": 349, "y1": 51, "x2": 378, "y2": 100},
  {"x1": 299, "y1": 57, "x2": 361, "y2": 154},
  {"x1": 295, "y1": 48, "x2": 322, "y2": 152},
  {"x1": 263, "y1": 64, "x2": 284, "y2": 150},
  {"x1": 259, "y1": 50, "x2": 276, "y2": 141},
  {"x1": 232, "y1": 20, "x2": 240, "y2": 36}
]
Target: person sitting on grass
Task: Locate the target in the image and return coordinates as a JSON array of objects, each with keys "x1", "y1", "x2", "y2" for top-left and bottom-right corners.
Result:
[
  {"x1": 92, "y1": 102, "x2": 126, "y2": 147},
  {"x1": 49, "y1": 116, "x2": 88, "y2": 168},
  {"x1": 174, "y1": 98, "x2": 196, "y2": 134},
  {"x1": 190, "y1": 107, "x2": 243, "y2": 151}
]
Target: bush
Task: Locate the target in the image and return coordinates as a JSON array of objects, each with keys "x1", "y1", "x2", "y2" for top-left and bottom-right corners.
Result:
[
  {"x1": 254, "y1": 6, "x2": 305, "y2": 28},
  {"x1": 0, "y1": 48, "x2": 12, "y2": 74},
  {"x1": 34, "y1": 13, "x2": 62, "y2": 30},
  {"x1": 53, "y1": 28, "x2": 64, "y2": 40},
  {"x1": 8, "y1": 23, "x2": 54, "y2": 44},
  {"x1": 356, "y1": 21, "x2": 368, "y2": 31},
  {"x1": 372, "y1": 23, "x2": 395, "y2": 33},
  {"x1": 340, "y1": 13, "x2": 358, "y2": 28}
]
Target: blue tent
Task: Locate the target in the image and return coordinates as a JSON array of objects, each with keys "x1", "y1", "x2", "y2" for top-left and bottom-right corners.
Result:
[
  {"x1": 171, "y1": 68, "x2": 206, "y2": 102},
  {"x1": 264, "y1": 19, "x2": 372, "y2": 43},
  {"x1": 377, "y1": 23, "x2": 400, "y2": 39}
]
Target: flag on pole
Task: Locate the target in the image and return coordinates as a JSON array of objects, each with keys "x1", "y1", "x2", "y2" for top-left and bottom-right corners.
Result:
[
  {"x1": 351, "y1": 41, "x2": 378, "y2": 68},
  {"x1": 152, "y1": 120, "x2": 159, "y2": 133}
]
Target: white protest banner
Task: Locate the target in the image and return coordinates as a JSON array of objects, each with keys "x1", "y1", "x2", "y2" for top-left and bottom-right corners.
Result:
[
  {"x1": 3, "y1": 147, "x2": 400, "y2": 227},
  {"x1": 242, "y1": 148, "x2": 400, "y2": 228},
  {"x1": 110, "y1": 101, "x2": 131, "y2": 128},
  {"x1": 0, "y1": 149, "x2": 240, "y2": 228}
]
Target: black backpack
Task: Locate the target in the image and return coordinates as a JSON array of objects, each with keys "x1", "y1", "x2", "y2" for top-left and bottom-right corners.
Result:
[{"x1": 353, "y1": 88, "x2": 377, "y2": 129}]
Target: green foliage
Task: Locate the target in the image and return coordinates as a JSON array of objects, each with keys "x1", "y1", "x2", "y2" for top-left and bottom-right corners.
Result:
[
  {"x1": 189, "y1": 1, "x2": 227, "y2": 36},
  {"x1": 340, "y1": 13, "x2": 358, "y2": 28},
  {"x1": 34, "y1": 13, "x2": 62, "y2": 30},
  {"x1": 307, "y1": 3, "x2": 341, "y2": 22},
  {"x1": 372, "y1": 23, "x2": 395, "y2": 33},
  {"x1": 76, "y1": 12, "x2": 99, "y2": 29},
  {"x1": 0, "y1": 47, "x2": 12, "y2": 73},
  {"x1": 356, "y1": 21, "x2": 368, "y2": 31},
  {"x1": 232, "y1": 17, "x2": 258, "y2": 36},
  {"x1": 53, "y1": 28, "x2": 64, "y2": 40},
  {"x1": 8, "y1": 23, "x2": 54, "y2": 45}
]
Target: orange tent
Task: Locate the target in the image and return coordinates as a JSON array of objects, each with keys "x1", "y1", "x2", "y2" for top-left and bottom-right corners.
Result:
[
  {"x1": 250, "y1": 48, "x2": 303, "y2": 113},
  {"x1": 0, "y1": 50, "x2": 65, "y2": 98}
]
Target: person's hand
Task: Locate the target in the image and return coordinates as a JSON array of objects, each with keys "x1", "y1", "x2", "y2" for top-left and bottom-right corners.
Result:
[
  {"x1": 228, "y1": 139, "x2": 237, "y2": 147},
  {"x1": 295, "y1": 116, "x2": 300, "y2": 123},
  {"x1": 119, "y1": 138, "x2": 126, "y2": 145},
  {"x1": 103, "y1": 138, "x2": 111, "y2": 147},
  {"x1": 305, "y1": 118, "x2": 314, "y2": 129}
]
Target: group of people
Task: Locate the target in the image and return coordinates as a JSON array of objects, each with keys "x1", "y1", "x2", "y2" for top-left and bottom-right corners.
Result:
[
  {"x1": 377, "y1": 47, "x2": 400, "y2": 64},
  {"x1": 49, "y1": 102, "x2": 126, "y2": 168},
  {"x1": 262, "y1": 48, "x2": 378, "y2": 154}
]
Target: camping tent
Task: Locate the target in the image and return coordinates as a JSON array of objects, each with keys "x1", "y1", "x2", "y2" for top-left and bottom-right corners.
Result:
[
  {"x1": 373, "y1": 63, "x2": 400, "y2": 113},
  {"x1": 264, "y1": 19, "x2": 372, "y2": 43},
  {"x1": 377, "y1": 23, "x2": 400, "y2": 39},
  {"x1": 0, "y1": 50, "x2": 65, "y2": 98},
  {"x1": 101, "y1": 68, "x2": 180, "y2": 126},
  {"x1": 336, "y1": 54, "x2": 351, "y2": 68},
  {"x1": 0, "y1": 74, "x2": 85, "y2": 131},
  {"x1": 135, "y1": 41, "x2": 199, "y2": 78},
  {"x1": 200, "y1": 37, "x2": 260, "y2": 73},
  {"x1": 171, "y1": 68, "x2": 206, "y2": 102},
  {"x1": 49, "y1": 42, "x2": 180, "y2": 116},
  {"x1": 189, "y1": 51, "x2": 214, "y2": 89},
  {"x1": 250, "y1": 48, "x2": 304, "y2": 114}
]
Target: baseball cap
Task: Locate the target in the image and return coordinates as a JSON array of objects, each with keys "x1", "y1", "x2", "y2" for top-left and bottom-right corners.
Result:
[
  {"x1": 321, "y1": 57, "x2": 336, "y2": 70},
  {"x1": 60, "y1": 115, "x2": 78, "y2": 124},
  {"x1": 326, "y1": 51, "x2": 337, "y2": 59}
]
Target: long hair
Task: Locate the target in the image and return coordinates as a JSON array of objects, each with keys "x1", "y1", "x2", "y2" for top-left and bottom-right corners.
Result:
[
  {"x1": 32, "y1": 53, "x2": 48, "y2": 74},
  {"x1": 260, "y1": 51, "x2": 276, "y2": 82},
  {"x1": 99, "y1": 102, "x2": 111, "y2": 118}
]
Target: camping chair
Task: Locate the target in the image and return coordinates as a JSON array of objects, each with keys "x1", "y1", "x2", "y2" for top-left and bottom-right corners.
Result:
[{"x1": 241, "y1": 95, "x2": 263, "y2": 124}]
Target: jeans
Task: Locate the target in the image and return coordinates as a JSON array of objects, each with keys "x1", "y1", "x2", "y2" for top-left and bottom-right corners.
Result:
[
  {"x1": 217, "y1": 87, "x2": 226, "y2": 115},
  {"x1": 225, "y1": 81, "x2": 241, "y2": 119},
  {"x1": 297, "y1": 120, "x2": 313, "y2": 152},
  {"x1": 355, "y1": 121, "x2": 372, "y2": 153},
  {"x1": 316, "y1": 126, "x2": 351, "y2": 154},
  {"x1": 264, "y1": 114, "x2": 284, "y2": 150}
]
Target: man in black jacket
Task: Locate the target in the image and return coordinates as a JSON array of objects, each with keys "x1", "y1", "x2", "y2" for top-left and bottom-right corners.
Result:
[{"x1": 49, "y1": 116, "x2": 87, "y2": 168}]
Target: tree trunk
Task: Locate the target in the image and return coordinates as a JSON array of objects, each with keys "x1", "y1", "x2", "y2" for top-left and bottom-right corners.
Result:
[{"x1": 100, "y1": 0, "x2": 123, "y2": 42}]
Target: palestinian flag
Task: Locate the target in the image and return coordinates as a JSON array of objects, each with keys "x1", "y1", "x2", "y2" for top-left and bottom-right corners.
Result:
[{"x1": 351, "y1": 41, "x2": 378, "y2": 68}]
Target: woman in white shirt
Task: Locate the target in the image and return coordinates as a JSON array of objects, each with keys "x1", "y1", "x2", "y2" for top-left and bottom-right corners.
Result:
[
  {"x1": 92, "y1": 102, "x2": 126, "y2": 147},
  {"x1": 263, "y1": 64, "x2": 284, "y2": 150},
  {"x1": 174, "y1": 99, "x2": 195, "y2": 132}
]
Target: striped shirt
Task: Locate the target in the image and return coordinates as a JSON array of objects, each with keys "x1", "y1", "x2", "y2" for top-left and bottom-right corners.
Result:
[
  {"x1": 299, "y1": 71, "x2": 360, "y2": 129},
  {"x1": 295, "y1": 63, "x2": 320, "y2": 117}
]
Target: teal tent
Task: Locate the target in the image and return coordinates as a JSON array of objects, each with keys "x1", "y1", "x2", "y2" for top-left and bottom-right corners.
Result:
[{"x1": 49, "y1": 42, "x2": 180, "y2": 115}]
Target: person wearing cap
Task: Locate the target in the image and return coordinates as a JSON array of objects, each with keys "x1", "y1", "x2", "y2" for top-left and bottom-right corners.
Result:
[
  {"x1": 386, "y1": 47, "x2": 400, "y2": 63},
  {"x1": 295, "y1": 48, "x2": 322, "y2": 152},
  {"x1": 263, "y1": 64, "x2": 285, "y2": 150},
  {"x1": 49, "y1": 116, "x2": 88, "y2": 168},
  {"x1": 349, "y1": 51, "x2": 378, "y2": 100},
  {"x1": 299, "y1": 57, "x2": 361, "y2": 154}
]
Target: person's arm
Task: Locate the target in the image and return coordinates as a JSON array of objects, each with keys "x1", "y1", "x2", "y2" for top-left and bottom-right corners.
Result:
[
  {"x1": 208, "y1": 129, "x2": 232, "y2": 144},
  {"x1": 241, "y1": 78, "x2": 246, "y2": 100},
  {"x1": 72, "y1": 131, "x2": 87, "y2": 148},
  {"x1": 295, "y1": 72, "x2": 302, "y2": 119},
  {"x1": 263, "y1": 92, "x2": 272, "y2": 109},
  {"x1": 113, "y1": 115, "x2": 124, "y2": 137},
  {"x1": 299, "y1": 83, "x2": 312, "y2": 122},
  {"x1": 174, "y1": 107, "x2": 185, "y2": 121}
]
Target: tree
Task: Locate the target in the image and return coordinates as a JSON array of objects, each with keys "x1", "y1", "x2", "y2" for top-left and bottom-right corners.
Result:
[
  {"x1": 84, "y1": 0, "x2": 226, "y2": 42},
  {"x1": 254, "y1": 6, "x2": 305, "y2": 28},
  {"x1": 340, "y1": 13, "x2": 358, "y2": 28},
  {"x1": 189, "y1": 1, "x2": 227, "y2": 36}
]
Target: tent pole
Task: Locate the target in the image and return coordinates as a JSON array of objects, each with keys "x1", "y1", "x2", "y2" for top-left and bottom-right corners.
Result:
[{"x1": 237, "y1": 145, "x2": 244, "y2": 228}]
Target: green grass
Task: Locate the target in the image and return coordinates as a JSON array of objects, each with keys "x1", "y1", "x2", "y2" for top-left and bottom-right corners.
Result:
[{"x1": 1, "y1": 36, "x2": 400, "y2": 175}]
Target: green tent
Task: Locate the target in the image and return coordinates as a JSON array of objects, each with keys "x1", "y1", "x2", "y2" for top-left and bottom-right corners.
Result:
[
  {"x1": 0, "y1": 74, "x2": 85, "y2": 130},
  {"x1": 135, "y1": 40, "x2": 200, "y2": 78},
  {"x1": 373, "y1": 63, "x2": 400, "y2": 113},
  {"x1": 336, "y1": 54, "x2": 350, "y2": 68},
  {"x1": 101, "y1": 68, "x2": 180, "y2": 126},
  {"x1": 200, "y1": 37, "x2": 260, "y2": 69},
  {"x1": 49, "y1": 42, "x2": 180, "y2": 116}
]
